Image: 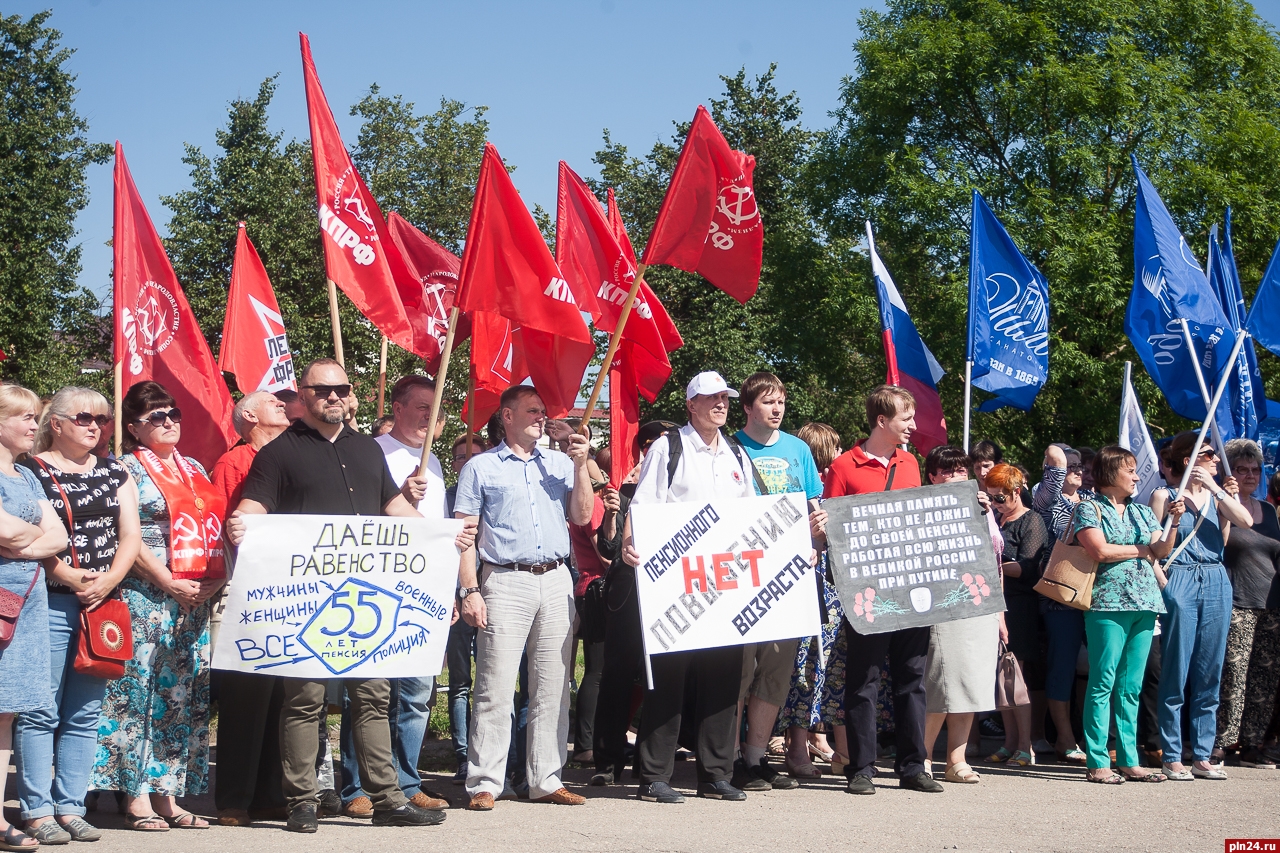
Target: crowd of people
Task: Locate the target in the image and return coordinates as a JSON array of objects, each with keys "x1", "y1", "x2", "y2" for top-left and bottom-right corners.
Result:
[{"x1": 1, "y1": 361, "x2": 1279, "y2": 841}]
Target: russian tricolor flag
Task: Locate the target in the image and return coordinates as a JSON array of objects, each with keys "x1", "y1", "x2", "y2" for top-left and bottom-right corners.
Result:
[{"x1": 867, "y1": 222, "x2": 948, "y2": 454}]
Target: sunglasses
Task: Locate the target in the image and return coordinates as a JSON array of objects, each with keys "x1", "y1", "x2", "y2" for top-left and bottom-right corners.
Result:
[
  {"x1": 60, "y1": 412, "x2": 111, "y2": 428},
  {"x1": 1199, "y1": 448, "x2": 1218, "y2": 459},
  {"x1": 301, "y1": 383, "x2": 353, "y2": 399},
  {"x1": 1066, "y1": 464, "x2": 1084, "y2": 472},
  {"x1": 135, "y1": 408, "x2": 182, "y2": 427},
  {"x1": 991, "y1": 493, "x2": 1016, "y2": 504}
]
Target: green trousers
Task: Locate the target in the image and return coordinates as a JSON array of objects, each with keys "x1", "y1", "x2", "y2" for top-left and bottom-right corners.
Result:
[{"x1": 1082, "y1": 610, "x2": 1157, "y2": 770}]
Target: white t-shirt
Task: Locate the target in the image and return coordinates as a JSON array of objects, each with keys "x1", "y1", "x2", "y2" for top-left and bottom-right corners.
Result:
[{"x1": 374, "y1": 432, "x2": 448, "y2": 519}]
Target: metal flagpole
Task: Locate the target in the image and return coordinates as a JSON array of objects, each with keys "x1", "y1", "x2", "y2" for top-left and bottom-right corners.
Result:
[
  {"x1": 1177, "y1": 319, "x2": 1228, "y2": 459},
  {"x1": 962, "y1": 360, "x2": 973, "y2": 453}
]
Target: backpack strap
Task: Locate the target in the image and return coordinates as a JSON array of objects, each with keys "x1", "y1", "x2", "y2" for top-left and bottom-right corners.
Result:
[
  {"x1": 725, "y1": 433, "x2": 771, "y2": 496},
  {"x1": 666, "y1": 429, "x2": 683, "y2": 488}
]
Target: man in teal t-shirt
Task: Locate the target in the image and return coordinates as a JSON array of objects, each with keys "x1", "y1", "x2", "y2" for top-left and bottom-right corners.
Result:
[{"x1": 730, "y1": 372, "x2": 824, "y2": 792}]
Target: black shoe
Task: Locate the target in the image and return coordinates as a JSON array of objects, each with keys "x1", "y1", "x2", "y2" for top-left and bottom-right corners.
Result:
[
  {"x1": 979, "y1": 716, "x2": 1005, "y2": 737},
  {"x1": 637, "y1": 781, "x2": 685, "y2": 803},
  {"x1": 845, "y1": 774, "x2": 875, "y2": 795},
  {"x1": 730, "y1": 757, "x2": 771, "y2": 792},
  {"x1": 900, "y1": 771, "x2": 944, "y2": 793},
  {"x1": 754, "y1": 758, "x2": 800, "y2": 790},
  {"x1": 285, "y1": 803, "x2": 318, "y2": 833},
  {"x1": 697, "y1": 780, "x2": 746, "y2": 801},
  {"x1": 371, "y1": 802, "x2": 447, "y2": 827},
  {"x1": 452, "y1": 763, "x2": 468, "y2": 785},
  {"x1": 591, "y1": 766, "x2": 621, "y2": 787},
  {"x1": 317, "y1": 789, "x2": 342, "y2": 817}
]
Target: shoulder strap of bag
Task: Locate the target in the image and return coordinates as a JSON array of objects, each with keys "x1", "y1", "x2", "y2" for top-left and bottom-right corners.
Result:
[
  {"x1": 1154, "y1": 498, "x2": 1209, "y2": 574},
  {"x1": 33, "y1": 458, "x2": 78, "y2": 570},
  {"x1": 724, "y1": 433, "x2": 770, "y2": 496}
]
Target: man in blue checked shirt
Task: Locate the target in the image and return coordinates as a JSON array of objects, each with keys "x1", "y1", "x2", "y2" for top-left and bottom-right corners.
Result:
[{"x1": 454, "y1": 384, "x2": 594, "y2": 811}]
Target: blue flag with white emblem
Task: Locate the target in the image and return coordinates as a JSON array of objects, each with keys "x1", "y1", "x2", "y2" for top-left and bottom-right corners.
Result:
[
  {"x1": 1125, "y1": 157, "x2": 1237, "y2": 422},
  {"x1": 966, "y1": 192, "x2": 1050, "y2": 412},
  {"x1": 1207, "y1": 211, "x2": 1265, "y2": 440},
  {"x1": 1246, "y1": 234, "x2": 1280, "y2": 362}
]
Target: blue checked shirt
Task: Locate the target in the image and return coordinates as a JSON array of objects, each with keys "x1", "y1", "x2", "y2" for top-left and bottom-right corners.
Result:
[{"x1": 453, "y1": 441, "x2": 575, "y2": 566}]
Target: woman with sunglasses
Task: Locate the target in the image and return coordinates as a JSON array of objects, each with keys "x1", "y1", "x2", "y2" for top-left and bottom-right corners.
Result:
[
  {"x1": 14, "y1": 388, "x2": 142, "y2": 843},
  {"x1": 90, "y1": 381, "x2": 226, "y2": 830},
  {"x1": 1151, "y1": 431, "x2": 1253, "y2": 781},
  {"x1": 984, "y1": 463, "x2": 1049, "y2": 767}
]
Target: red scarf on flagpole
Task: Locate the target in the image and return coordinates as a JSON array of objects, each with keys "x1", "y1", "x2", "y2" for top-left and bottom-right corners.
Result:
[{"x1": 134, "y1": 448, "x2": 226, "y2": 580}]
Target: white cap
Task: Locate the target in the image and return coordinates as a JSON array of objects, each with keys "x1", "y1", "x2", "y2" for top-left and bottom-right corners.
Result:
[{"x1": 685, "y1": 371, "x2": 738, "y2": 400}]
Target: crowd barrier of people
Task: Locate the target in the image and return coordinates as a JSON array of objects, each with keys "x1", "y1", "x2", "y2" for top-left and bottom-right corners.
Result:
[{"x1": 1, "y1": 363, "x2": 1279, "y2": 842}]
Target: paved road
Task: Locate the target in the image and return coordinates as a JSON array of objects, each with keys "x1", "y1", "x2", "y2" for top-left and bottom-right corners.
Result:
[{"x1": 10, "y1": 758, "x2": 1278, "y2": 853}]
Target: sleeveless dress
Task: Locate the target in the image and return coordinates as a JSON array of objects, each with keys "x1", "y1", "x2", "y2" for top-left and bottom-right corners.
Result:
[{"x1": 0, "y1": 466, "x2": 53, "y2": 713}]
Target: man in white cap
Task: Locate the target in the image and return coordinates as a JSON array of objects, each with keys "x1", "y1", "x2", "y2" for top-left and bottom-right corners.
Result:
[{"x1": 621, "y1": 371, "x2": 757, "y2": 804}]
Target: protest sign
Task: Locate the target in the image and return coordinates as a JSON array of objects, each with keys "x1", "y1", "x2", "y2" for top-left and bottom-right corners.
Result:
[
  {"x1": 212, "y1": 514, "x2": 462, "y2": 678},
  {"x1": 630, "y1": 492, "x2": 820, "y2": 660},
  {"x1": 824, "y1": 480, "x2": 1004, "y2": 635}
]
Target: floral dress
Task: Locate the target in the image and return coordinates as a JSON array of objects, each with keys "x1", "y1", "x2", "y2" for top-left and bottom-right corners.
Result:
[
  {"x1": 776, "y1": 561, "x2": 846, "y2": 732},
  {"x1": 90, "y1": 454, "x2": 212, "y2": 797}
]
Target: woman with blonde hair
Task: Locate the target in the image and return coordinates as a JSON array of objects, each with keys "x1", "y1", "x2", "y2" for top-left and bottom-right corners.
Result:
[
  {"x1": 16, "y1": 387, "x2": 141, "y2": 842},
  {"x1": 0, "y1": 384, "x2": 69, "y2": 850}
]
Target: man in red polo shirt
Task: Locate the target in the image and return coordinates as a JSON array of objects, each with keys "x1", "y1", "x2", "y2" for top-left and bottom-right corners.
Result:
[{"x1": 823, "y1": 385, "x2": 942, "y2": 795}]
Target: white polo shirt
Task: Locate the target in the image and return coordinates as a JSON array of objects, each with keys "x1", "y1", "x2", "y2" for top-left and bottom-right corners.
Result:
[
  {"x1": 374, "y1": 432, "x2": 448, "y2": 519},
  {"x1": 631, "y1": 423, "x2": 753, "y2": 506}
]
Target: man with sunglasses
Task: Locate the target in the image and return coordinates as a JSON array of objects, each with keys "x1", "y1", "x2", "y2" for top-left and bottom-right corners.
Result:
[{"x1": 227, "y1": 359, "x2": 477, "y2": 833}]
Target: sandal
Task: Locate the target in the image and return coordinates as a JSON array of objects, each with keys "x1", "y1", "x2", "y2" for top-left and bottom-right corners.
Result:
[
  {"x1": 943, "y1": 762, "x2": 980, "y2": 784},
  {"x1": 784, "y1": 759, "x2": 824, "y2": 778},
  {"x1": 1121, "y1": 771, "x2": 1166, "y2": 782},
  {"x1": 986, "y1": 747, "x2": 1013, "y2": 763},
  {"x1": 124, "y1": 814, "x2": 170, "y2": 832},
  {"x1": 1059, "y1": 746, "x2": 1087, "y2": 764},
  {"x1": 829, "y1": 753, "x2": 849, "y2": 776},
  {"x1": 0, "y1": 826, "x2": 38, "y2": 851},
  {"x1": 1086, "y1": 772, "x2": 1125, "y2": 785},
  {"x1": 807, "y1": 741, "x2": 834, "y2": 763},
  {"x1": 161, "y1": 811, "x2": 209, "y2": 829},
  {"x1": 1007, "y1": 750, "x2": 1035, "y2": 767}
]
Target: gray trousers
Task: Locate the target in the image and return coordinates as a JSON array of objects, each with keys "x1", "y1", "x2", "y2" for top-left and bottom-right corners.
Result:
[
  {"x1": 465, "y1": 565, "x2": 573, "y2": 799},
  {"x1": 280, "y1": 677, "x2": 404, "y2": 812}
]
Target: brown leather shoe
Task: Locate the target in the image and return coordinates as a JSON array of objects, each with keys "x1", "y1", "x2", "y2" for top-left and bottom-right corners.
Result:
[
  {"x1": 217, "y1": 809, "x2": 252, "y2": 827},
  {"x1": 467, "y1": 792, "x2": 495, "y2": 811},
  {"x1": 532, "y1": 787, "x2": 586, "y2": 805},
  {"x1": 342, "y1": 796, "x2": 374, "y2": 819},
  {"x1": 409, "y1": 791, "x2": 449, "y2": 811}
]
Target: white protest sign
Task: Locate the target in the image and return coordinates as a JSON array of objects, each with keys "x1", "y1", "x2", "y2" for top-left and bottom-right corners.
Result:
[
  {"x1": 212, "y1": 514, "x2": 462, "y2": 679},
  {"x1": 630, "y1": 492, "x2": 819, "y2": 659}
]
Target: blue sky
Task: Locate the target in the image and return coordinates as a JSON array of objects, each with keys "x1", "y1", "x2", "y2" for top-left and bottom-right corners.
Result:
[
  {"x1": 13, "y1": 0, "x2": 872, "y2": 300},
  {"x1": 12, "y1": 0, "x2": 1280, "y2": 301}
]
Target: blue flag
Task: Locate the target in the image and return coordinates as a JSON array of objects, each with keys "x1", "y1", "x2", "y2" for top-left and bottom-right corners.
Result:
[
  {"x1": 1207, "y1": 211, "x2": 1265, "y2": 440},
  {"x1": 1125, "y1": 156, "x2": 1237, "y2": 422},
  {"x1": 966, "y1": 192, "x2": 1050, "y2": 412},
  {"x1": 1246, "y1": 234, "x2": 1280, "y2": 360}
]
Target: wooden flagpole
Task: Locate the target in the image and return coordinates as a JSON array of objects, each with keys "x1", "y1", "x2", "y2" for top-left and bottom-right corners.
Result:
[
  {"x1": 465, "y1": 375, "x2": 476, "y2": 460},
  {"x1": 327, "y1": 278, "x2": 345, "y2": 367},
  {"x1": 113, "y1": 361, "x2": 123, "y2": 457},
  {"x1": 416, "y1": 306, "x2": 460, "y2": 484},
  {"x1": 376, "y1": 334, "x2": 389, "y2": 418},
  {"x1": 577, "y1": 263, "x2": 647, "y2": 432}
]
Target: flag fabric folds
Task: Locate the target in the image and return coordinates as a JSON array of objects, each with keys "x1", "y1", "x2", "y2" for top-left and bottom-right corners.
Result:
[
  {"x1": 1118, "y1": 367, "x2": 1163, "y2": 505},
  {"x1": 465, "y1": 311, "x2": 528, "y2": 429},
  {"x1": 219, "y1": 223, "x2": 297, "y2": 394},
  {"x1": 113, "y1": 142, "x2": 235, "y2": 469},
  {"x1": 385, "y1": 212, "x2": 471, "y2": 374},
  {"x1": 867, "y1": 222, "x2": 947, "y2": 454},
  {"x1": 967, "y1": 192, "x2": 1051, "y2": 413},
  {"x1": 608, "y1": 345, "x2": 642, "y2": 489},
  {"x1": 457, "y1": 142, "x2": 594, "y2": 419},
  {"x1": 300, "y1": 33, "x2": 436, "y2": 361},
  {"x1": 642, "y1": 105, "x2": 762, "y2": 304},
  {"x1": 1207, "y1": 213, "x2": 1264, "y2": 440},
  {"x1": 1247, "y1": 235, "x2": 1280, "y2": 360},
  {"x1": 1125, "y1": 156, "x2": 1237, "y2": 422}
]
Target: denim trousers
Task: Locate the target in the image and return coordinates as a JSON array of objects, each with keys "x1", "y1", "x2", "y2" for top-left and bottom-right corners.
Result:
[
  {"x1": 15, "y1": 593, "x2": 107, "y2": 819},
  {"x1": 340, "y1": 676, "x2": 434, "y2": 800},
  {"x1": 1158, "y1": 562, "x2": 1232, "y2": 762},
  {"x1": 446, "y1": 619, "x2": 476, "y2": 770}
]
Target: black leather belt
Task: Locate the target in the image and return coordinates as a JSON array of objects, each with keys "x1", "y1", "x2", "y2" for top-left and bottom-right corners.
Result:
[{"x1": 488, "y1": 559, "x2": 564, "y2": 575}]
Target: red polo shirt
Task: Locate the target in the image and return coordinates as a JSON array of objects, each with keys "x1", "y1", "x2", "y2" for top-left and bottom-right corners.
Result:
[{"x1": 822, "y1": 441, "x2": 921, "y2": 498}]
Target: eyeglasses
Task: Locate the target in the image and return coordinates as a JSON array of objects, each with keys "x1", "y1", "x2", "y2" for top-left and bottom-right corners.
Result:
[
  {"x1": 59, "y1": 412, "x2": 111, "y2": 428},
  {"x1": 1066, "y1": 464, "x2": 1084, "y2": 472},
  {"x1": 301, "y1": 383, "x2": 352, "y2": 399},
  {"x1": 135, "y1": 408, "x2": 182, "y2": 427}
]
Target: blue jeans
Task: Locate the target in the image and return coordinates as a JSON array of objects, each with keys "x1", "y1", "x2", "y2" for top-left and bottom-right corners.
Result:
[
  {"x1": 340, "y1": 677, "x2": 435, "y2": 800},
  {"x1": 446, "y1": 620, "x2": 476, "y2": 770},
  {"x1": 15, "y1": 593, "x2": 107, "y2": 818},
  {"x1": 1158, "y1": 562, "x2": 1232, "y2": 762},
  {"x1": 1042, "y1": 608, "x2": 1086, "y2": 703}
]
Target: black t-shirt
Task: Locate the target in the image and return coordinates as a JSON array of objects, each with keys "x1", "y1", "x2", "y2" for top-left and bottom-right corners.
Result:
[
  {"x1": 22, "y1": 455, "x2": 128, "y2": 593},
  {"x1": 1224, "y1": 501, "x2": 1280, "y2": 610},
  {"x1": 241, "y1": 421, "x2": 399, "y2": 515}
]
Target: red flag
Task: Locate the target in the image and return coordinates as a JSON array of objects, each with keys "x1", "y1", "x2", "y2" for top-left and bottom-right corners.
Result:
[
  {"x1": 219, "y1": 223, "x2": 297, "y2": 394},
  {"x1": 457, "y1": 143, "x2": 594, "y2": 418},
  {"x1": 300, "y1": 33, "x2": 436, "y2": 360},
  {"x1": 642, "y1": 105, "x2": 762, "y2": 304},
  {"x1": 608, "y1": 342, "x2": 642, "y2": 488},
  {"x1": 113, "y1": 143, "x2": 234, "y2": 469},
  {"x1": 464, "y1": 310, "x2": 528, "y2": 428},
  {"x1": 385, "y1": 212, "x2": 472, "y2": 374}
]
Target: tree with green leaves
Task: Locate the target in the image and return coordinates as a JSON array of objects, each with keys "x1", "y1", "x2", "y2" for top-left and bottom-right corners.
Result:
[
  {"x1": 0, "y1": 11, "x2": 111, "y2": 394},
  {"x1": 808, "y1": 0, "x2": 1280, "y2": 465}
]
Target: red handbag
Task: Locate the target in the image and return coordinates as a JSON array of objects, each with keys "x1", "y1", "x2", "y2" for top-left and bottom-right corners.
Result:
[
  {"x1": 0, "y1": 566, "x2": 42, "y2": 650},
  {"x1": 35, "y1": 459, "x2": 133, "y2": 678}
]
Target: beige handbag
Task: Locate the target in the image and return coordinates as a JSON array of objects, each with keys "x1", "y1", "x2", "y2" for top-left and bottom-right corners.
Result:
[{"x1": 1034, "y1": 501, "x2": 1099, "y2": 611}]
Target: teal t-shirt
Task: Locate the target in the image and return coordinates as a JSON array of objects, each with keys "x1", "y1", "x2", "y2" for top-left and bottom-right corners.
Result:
[{"x1": 734, "y1": 430, "x2": 823, "y2": 500}]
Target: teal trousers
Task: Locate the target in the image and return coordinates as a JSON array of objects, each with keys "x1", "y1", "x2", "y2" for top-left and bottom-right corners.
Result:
[{"x1": 1082, "y1": 610, "x2": 1157, "y2": 770}]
